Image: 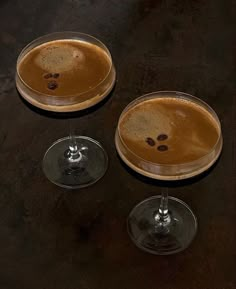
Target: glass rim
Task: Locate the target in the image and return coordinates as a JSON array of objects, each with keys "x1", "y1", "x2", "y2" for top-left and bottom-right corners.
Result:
[
  {"x1": 16, "y1": 31, "x2": 114, "y2": 98},
  {"x1": 117, "y1": 90, "x2": 222, "y2": 168}
]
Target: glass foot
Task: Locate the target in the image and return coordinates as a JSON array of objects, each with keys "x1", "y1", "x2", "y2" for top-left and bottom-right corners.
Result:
[
  {"x1": 127, "y1": 196, "x2": 197, "y2": 255},
  {"x1": 43, "y1": 136, "x2": 108, "y2": 189}
]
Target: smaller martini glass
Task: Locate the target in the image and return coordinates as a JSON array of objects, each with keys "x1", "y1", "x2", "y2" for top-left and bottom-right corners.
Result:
[{"x1": 16, "y1": 31, "x2": 116, "y2": 188}]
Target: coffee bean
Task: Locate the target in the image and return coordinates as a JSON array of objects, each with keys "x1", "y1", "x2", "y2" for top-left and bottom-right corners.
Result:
[
  {"x1": 157, "y1": 134, "x2": 168, "y2": 141},
  {"x1": 157, "y1": 145, "x2": 168, "y2": 151},
  {"x1": 47, "y1": 80, "x2": 58, "y2": 90},
  {"x1": 53, "y1": 73, "x2": 60, "y2": 78},
  {"x1": 145, "y1": 137, "x2": 155, "y2": 146},
  {"x1": 43, "y1": 73, "x2": 53, "y2": 79}
]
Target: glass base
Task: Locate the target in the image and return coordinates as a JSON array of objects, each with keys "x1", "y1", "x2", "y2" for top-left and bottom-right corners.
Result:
[
  {"x1": 127, "y1": 196, "x2": 197, "y2": 255},
  {"x1": 43, "y1": 136, "x2": 108, "y2": 189}
]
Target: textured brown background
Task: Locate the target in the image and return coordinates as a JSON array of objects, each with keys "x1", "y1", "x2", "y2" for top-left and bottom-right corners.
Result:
[{"x1": 0, "y1": 0, "x2": 236, "y2": 288}]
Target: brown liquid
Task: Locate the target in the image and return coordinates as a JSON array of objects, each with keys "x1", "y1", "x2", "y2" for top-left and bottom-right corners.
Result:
[
  {"x1": 119, "y1": 97, "x2": 220, "y2": 165},
  {"x1": 18, "y1": 39, "x2": 111, "y2": 97}
]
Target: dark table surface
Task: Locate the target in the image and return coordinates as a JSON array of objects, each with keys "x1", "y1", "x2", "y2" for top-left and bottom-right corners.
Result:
[{"x1": 0, "y1": 0, "x2": 236, "y2": 288}]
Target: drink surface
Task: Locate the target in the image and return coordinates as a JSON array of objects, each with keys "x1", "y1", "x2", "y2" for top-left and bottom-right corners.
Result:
[
  {"x1": 119, "y1": 97, "x2": 220, "y2": 165},
  {"x1": 18, "y1": 39, "x2": 111, "y2": 97}
]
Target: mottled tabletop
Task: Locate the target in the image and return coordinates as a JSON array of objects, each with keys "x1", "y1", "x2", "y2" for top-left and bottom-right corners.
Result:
[{"x1": 0, "y1": 0, "x2": 236, "y2": 289}]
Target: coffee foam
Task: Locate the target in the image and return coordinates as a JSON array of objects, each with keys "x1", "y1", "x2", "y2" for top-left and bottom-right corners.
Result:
[
  {"x1": 35, "y1": 42, "x2": 85, "y2": 73},
  {"x1": 121, "y1": 102, "x2": 172, "y2": 143},
  {"x1": 119, "y1": 97, "x2": 220, "y2": 164}
]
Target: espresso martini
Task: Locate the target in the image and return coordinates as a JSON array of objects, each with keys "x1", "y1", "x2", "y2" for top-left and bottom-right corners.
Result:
[
  {"x1": 16, "y1": 36, "x2": 115, "y2": 112},
  {"x1": 16, "y1": 32, "x2": 116, "y2": 188},
  {"x1": 116, "y1": 93, "x2": 222, "y2": 180},
  {"x1": 115, "y1": 91, "x2": 223, "y2": 254}
]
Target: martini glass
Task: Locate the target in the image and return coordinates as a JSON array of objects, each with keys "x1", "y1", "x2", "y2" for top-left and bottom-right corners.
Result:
[
  {"x1": 115, "y1": 91, "x2": 222, "y2": 254},
  {"x1": 16, "y1": 32, "x2": 116, "y2": 188}
]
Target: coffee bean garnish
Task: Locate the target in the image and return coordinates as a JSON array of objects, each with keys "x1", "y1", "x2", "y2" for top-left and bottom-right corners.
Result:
[
  {"x1": 47, "y1": 80, "x2": 58, "y2": 90},
  {"x1": 43, "y1": 73, "x2": 53, "y2": 79},
  {"x1": 53, "y1": 73, "x2": 60, "y2": 78},
  {"x1": 157, "y1": 145, "x2": 168, "y2": 151},
  {"x1": 157, "y1": 134, "x2": 168, "y2": 141},
  {"x1": 145, "y1": 137, "x2": 155, "y2": 146}
]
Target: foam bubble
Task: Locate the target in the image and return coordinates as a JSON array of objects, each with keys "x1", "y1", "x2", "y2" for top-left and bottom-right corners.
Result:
[{"x1": 35, "y1": 43, "x2": 85, "y2": 73}]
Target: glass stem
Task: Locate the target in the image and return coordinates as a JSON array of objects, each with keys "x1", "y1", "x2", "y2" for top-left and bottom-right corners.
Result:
[
  {"x1": 68, "y1": 119, "x2": 80, "y2": 160},
  {"x1": 155, "y1": 187, "x2": 171, "y2": 225}
]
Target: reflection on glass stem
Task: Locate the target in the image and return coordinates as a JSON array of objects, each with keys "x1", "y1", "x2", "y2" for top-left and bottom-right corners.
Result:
[
  {"x1": 155, "y1": 187, "x2": 171, "y2": 225},
  {"x1": 66, "y1": 119, "x2": 82, "y2": 162}
]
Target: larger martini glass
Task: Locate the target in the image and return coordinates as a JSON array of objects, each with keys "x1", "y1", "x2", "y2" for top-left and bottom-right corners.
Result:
[{"x1": 115, "y1": 91, "x2": 222, "y2": 254}]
